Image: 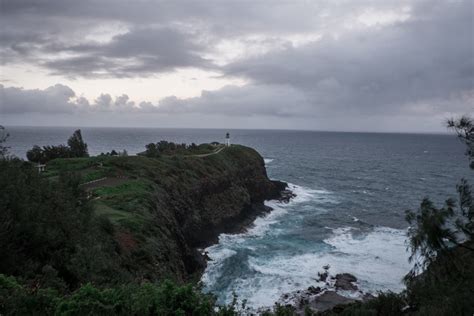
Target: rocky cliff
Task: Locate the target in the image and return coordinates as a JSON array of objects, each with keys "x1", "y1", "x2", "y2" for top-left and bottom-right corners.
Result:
[{"x1": 45, "y1": 144, "x2": 288, "y2": 284}]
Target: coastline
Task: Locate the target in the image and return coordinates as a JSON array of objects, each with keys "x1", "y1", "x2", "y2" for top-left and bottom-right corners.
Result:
[
  {"x1": 195, "y1": 180, "x2": 294, "y2": 277},
  {"x1": 199, "y1": 183, "x2": 410, "y2": 313}
]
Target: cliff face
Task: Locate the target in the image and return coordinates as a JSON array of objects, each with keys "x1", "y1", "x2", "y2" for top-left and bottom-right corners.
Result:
[
  {"x1": 145, "y1": 145, "x2": 287, "y2": 280},
  {"x1": 46, "y1": 145, "x2": 287, "y2": 283}
]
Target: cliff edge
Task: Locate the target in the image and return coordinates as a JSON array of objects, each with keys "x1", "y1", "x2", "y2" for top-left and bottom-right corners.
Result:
[{"x1": 44, "y1": 144, "x2": 288, "y2": 284}]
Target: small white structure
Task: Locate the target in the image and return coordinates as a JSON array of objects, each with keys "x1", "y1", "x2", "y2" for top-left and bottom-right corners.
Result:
[
  {"x1": 36, "y1": 163, "x2": 46, "y2": 173},
  {"x1": 225, "y1": 132, "x2": 231, "y2": 147}
]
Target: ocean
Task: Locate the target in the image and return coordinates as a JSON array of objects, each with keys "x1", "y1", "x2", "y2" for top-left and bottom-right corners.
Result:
[{"x1": 5, "y1": 126, "x2": 473, "y2": 308}]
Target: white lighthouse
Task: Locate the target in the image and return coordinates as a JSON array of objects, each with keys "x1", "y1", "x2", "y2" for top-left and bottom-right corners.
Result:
[{"x1": 225, "y1": 132, "x2": 231, "y2": 147}]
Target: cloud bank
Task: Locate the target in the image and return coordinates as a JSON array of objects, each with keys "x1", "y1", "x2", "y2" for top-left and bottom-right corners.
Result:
[{"x1": 0, "y1": 0, "x2": 473, "y2": 131}]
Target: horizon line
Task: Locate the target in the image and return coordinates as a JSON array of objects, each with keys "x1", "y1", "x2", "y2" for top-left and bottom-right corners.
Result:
[{"x1": 3, "y1": 124, "x2": 454, "y2": 136}]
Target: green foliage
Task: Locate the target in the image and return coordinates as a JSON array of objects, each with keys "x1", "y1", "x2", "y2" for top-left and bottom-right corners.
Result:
[
  {"x1": 262, "y1": 304, "x2": 296, "y2": 316},
  {"x1": 68, "y1": 129, "x2": 89, "y2": 158},
  {"x1": 0, "y1": 275, "x2": 237, "y2": 316},
  {"x1": 0, "y1": 125, "x2": 9, "y2": 159},
  {"x1": 144, "y1": 142, "x2": 161, "y2": 157},
  {"x1": 26, "y1": 129, "x2": 88, "y2": 163},
  {"x1": 27, "y1": 144, "x2": 74, "y2": 163},
  {"x1": 456, "y1": 178, "x2": 474, "y2": 239},
  {"x1": 100, "y1": 149, "x2": 128, "y2": 156},
  {"x1": 93, "y1": 179, "x2": 151, "y2": 197},
  {"x1": 404, "y1": 198, "x2": 457, "y2": 280},
  {"x1": 0, "y1": 158, "x2": 126, "y2": 289},
  {"x1": 0, "y1": 139, "x2": 285, "y2": 314},
  {"x1": 143, "y1": 141, "x2": 220, "y2": 158},
  {"x1": 403, "y1": 116, "x2": 474, "y2": 284},
  {"x1": 448, "y1": 115, "x2": 474, "y2": 169}
]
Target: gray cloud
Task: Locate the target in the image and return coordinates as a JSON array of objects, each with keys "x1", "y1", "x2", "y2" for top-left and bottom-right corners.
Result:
[
  {"x1": 224, "y1": 1, "x2": 474, "y2": 116},
  {"x1": 1, "y1": 83, "x2": 472, "y2": 133},
  {"x1": 156, "y1": 84, "x2": 311, "y2": 116},
  {"x1": 42, "y1": 27, "x2": 213, "y2": 78},
  {"x1": 0, "y1": 84, "x2": 77, "y2": 114},
  {"x1": 1, "y1": 0, "x2": 473, "y2": 132},
  {"x1": 0, "y1": 0, "x2": 416, "y2": 76}
]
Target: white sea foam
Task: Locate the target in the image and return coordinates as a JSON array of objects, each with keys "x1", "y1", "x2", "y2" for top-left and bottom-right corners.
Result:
[
  {"x1": 201, "y1": 184, "x2": 411, "y2": 309},
  {"x1": 323, "y1": 226, "x2": 411, "y2": 292},
  {"x1": 200, "y1": 248, "x2": 237, "y2": 286},
  {"x1": 264, "y1": 158, "x2": 274, "y2": 164},
  {"x1": 214, "y1": 227, "x2": 410, "y2": 308},
  {"x1": 202, "y1": 184, "x2": 320, "y2": 288}
]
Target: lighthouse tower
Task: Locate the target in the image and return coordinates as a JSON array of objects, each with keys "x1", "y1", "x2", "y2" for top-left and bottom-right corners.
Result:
[{"x1": 225, "y1": 132, "x2": 231, "y2": 147}]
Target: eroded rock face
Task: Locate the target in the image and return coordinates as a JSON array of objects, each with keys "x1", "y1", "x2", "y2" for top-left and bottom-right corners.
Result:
[{"x1": 144, "y1": 145, "x2": 291, "y2": 281}]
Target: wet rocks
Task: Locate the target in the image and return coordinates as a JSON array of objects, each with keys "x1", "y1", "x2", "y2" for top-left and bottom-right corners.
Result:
[
  {"x1": 278, "y1": 189, "x2": 296, "y2": 203},
  {"x1": 307, "y1": 286, "x2": 322, "y2": 295},
  {"x1": 308, "y1": 291, "x2": 356, "y2": 312},
  {"x1": 273, "y1": 271, "x2": 368, "y2": 315},
  {"x1": 334, "y1": 273, "x2": 358, "y2": 291},
  {"x1": 317, "y1": 271, "x2": 329, "y2": 282}
]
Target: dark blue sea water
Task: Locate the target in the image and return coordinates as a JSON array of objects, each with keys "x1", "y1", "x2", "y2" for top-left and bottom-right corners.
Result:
[{"x1": 5, "y1": 126, "x2": 473, "y2": 308}]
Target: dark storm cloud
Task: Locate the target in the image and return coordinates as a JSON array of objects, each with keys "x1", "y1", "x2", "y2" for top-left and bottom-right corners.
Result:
[
  {"x1": 42, "y1": 28, "x2": 213, "y2": 77},
  {"x1": 1, "y1": 0, "x2": 473, "y2": 131},
  {"x1": 223, "y1": 0, "x2": 474, "y2": 116},
  {"x1": 0, "y1": 84, "x2": 76, "y2": 114},
  {"x1": 0, "y1": 83, "x2": 307, "y2": 117},
  {"x1": 0, "y1": 2, "x2": 215, "y2": 76},
  {"x1": 0, "y1": 0, "x2": 410, "y2": 77},
  {"x1": 0, "y1": 85, "x2": 140, "y2": 114}
]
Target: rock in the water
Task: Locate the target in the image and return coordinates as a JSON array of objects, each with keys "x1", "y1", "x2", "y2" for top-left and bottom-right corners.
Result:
[
  {"x1": 307, "y1": 286, "x2": 322, "y2": 294},
  {"x1": 318, "y1": 271, "x2": 328, "y2": 282},
  {"x1": 335, "y1": 273, "x2": 358, "y2": 291},
  {"x1": 279, "y1": 189, "x2": 296, "y2": 203},
  {"x1": 303, "y1": 291, "x2": 356, "y2": 314}
]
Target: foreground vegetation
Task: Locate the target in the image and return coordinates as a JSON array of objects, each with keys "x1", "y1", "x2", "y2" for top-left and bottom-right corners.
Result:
[
  {"x1": 0, "y1": 128, "x2": 282, "y2": 315},
  {"x1": 0, "y1": 275, "x2": 236, "y2": 316}
]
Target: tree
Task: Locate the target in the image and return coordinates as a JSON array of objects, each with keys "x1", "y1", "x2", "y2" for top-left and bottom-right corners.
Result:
[
  {"x1": 144, "y1": 143, "x2": 160, "y2": 158},
  {"x1": 67, "y1": 129, "x2": 89, "y2": 157},
  {"x1": 26, "y1": 145, "x2": 46, "y2": 164},
  {"x1": 26, "y1": 130, "x2": 89, "y2": 164},
  {"x1": 405, "y1": 198, "x2": 458, "y2": 280},
  {"x1": 404, "y1": 116, "x2": 474, "y2": 283},
  {"x1": 448, "y1": 116, "x2": 474, "y2": 239},
  {"x1": 26, "y1": 145, "x2": 72, "y2": 164},
  {"x1": 447, "y1": 115, "x2": 474, "y2": 169},
  {"x1": 0, "y1": 126, "x2": 9, "y2": 159}
]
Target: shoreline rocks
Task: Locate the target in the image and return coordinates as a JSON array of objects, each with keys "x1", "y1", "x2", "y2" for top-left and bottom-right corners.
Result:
[
  {"x1": 334, "y1": 273, "x2": 358, "y2": 291},
  {"x1": 271, "y1": 272, "x2": 374, "y2": 315}
]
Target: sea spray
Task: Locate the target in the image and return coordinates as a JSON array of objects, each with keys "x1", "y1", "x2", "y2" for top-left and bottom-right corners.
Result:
[{"x1": 201, "y1": 183, "x2": 412, "y2": 309}]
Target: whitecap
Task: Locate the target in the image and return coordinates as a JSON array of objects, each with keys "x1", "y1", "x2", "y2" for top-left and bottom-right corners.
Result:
[
  {"x1": 201, "y1": 184, "x2": 412, "y2": 310},
  {"x1": 201, "y1": 184, "x2": 323, "y2": 281},
  {"x1": 264, "y1": 158, "x2": 274, "y2": 164},
  {"x1": 204, "y1": 226, "x2": 412, "y2": 309},
  {"x1": 323, "y1": 226, "x2": 411, "y2": 293}
]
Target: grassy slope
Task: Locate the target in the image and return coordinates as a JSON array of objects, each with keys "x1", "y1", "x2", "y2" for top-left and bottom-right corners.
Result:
[
  {"x1": 45, "y1": 144, "x2": 260, "y2": 230},
  {"x1": 42, "y1": 145, "x2": 271, "y2": 282}
]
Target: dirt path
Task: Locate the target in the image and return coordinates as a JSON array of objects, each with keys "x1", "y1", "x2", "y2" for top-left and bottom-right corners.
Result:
[
  {"x1": 81, "y1": 146, "x2": 226, "y2": 190},
  {"x1": 187, "y1": 146, "x2": 226, "y2": 158},
  {"x1": 81, "y1": 177, "x2": 129, "y2": 190}
]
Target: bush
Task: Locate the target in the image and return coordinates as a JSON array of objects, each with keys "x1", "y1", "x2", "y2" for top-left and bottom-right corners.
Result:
[{"x1": 0, "y1": 276, "x2": 232, "y2": 316}]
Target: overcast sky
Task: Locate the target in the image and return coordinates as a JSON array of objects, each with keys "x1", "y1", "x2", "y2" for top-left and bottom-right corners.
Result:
[{"x1": 1, "y1": 0, "x2": 473, "y2": 132}]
